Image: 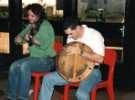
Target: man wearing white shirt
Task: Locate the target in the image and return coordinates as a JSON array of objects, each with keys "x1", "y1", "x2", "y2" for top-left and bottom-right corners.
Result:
[{"x1": 39, "y1": 17, "x2": 105, "y2": 100}]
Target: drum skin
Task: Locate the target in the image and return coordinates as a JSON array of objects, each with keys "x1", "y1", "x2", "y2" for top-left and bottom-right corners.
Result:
[{"x1": 57, "y1": 42, "x2": 95, "y2": 83}]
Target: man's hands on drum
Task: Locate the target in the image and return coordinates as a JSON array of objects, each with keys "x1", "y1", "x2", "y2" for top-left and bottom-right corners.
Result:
[{"x1": 65, "y1": 46, "x2": 81, "y2": 55}]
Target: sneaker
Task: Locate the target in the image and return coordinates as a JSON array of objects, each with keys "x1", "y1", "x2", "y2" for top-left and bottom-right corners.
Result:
[{"x1": 28, "y1": 89, "x2": 34, "y2": 96}]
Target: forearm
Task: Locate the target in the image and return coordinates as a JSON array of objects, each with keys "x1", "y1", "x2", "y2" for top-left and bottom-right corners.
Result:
[
  {"x1": 15, "y1": 24, "x2": 32, "y2": 44},
  {"x1": 82, "y1": 51, "x2": 104, "y2": 64},
  {"x1": 18, "y1": 24, "x2": 32, "y2": 37}
]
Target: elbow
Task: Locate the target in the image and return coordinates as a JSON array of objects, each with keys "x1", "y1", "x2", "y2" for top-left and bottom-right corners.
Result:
[
  {"x1": 97, "y1": 56, "x2": 104, "y2": 64},
  {"x1": 98, "y1": 58, "x2": 104, "y2": 64}
]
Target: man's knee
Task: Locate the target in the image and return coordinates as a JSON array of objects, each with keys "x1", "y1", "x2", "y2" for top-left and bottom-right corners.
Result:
[{"x1": 42, "y1": 75, "x2": 53, "y2": 85}]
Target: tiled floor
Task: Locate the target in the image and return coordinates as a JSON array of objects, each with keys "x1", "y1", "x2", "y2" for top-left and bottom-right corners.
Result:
[{"x1": 0, "y1": 77, "x2": 135, "y2": 100}]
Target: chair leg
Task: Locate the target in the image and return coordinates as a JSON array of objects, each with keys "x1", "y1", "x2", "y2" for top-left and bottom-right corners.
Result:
[
  {"x1": 33, "y1": 76, "x2": 41, "y2": 100},
  {"x1": 107, "y1": 86, "x2": 115, "y2": 100},
  {"x1": 63, "y1": 85, "x2": 70, "y2": 100},
  {"x1": 91, "y1": 88, "x2": 97, "y2": 100}
]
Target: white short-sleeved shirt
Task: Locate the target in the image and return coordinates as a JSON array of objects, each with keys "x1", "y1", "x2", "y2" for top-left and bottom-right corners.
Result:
[{"x1": 67, "y1": 25, "x2": 105, "y2": 56}]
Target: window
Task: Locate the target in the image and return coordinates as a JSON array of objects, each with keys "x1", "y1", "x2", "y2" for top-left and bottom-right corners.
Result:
[
  {"x1": 22, "y1": 0, "x2": 63, "y2": 19},
  {"x1": 0, "y1": 32, "x2": 10, "y2": 54},
  {"x1": 78, "y1": 0, "x2": 125, "y2": 23},
  {"x1": 0, "y1": 0, "x2": 8, "y2": 18}
]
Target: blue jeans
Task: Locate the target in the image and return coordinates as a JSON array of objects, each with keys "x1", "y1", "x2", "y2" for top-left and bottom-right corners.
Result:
[
  {"x1": 7, "y1": 56, "x2": 55, "y2": 100},
  {"x1": 39, "y1": 68, "x2": 101, "y2": 100}
]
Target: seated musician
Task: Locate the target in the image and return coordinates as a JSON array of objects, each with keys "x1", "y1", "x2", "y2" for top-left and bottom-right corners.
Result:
[
  {"x1": 39, "y1": 17, "x2": 105, "y2": 100},
  {"x1": 5, "y1": 3, "x2": 56, "y2": 100}
]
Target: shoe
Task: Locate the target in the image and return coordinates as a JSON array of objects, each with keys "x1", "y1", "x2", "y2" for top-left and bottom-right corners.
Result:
[{"x1": 28, "y1": 89, "x2": 34, "y2": 96}]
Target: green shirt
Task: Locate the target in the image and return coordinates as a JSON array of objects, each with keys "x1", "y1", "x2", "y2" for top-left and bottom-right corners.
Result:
[{"x1": 15, "y1": 20, "x2": 56, "y2": 58}]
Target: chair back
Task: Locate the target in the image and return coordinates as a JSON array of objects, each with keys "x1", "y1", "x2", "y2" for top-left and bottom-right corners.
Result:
[
  {"x1": 103, "y1": 48, "x2": 117, "y2": 82},
  {"x1": 54, "y1": 41, "x2": 63, "y2": 53}
]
